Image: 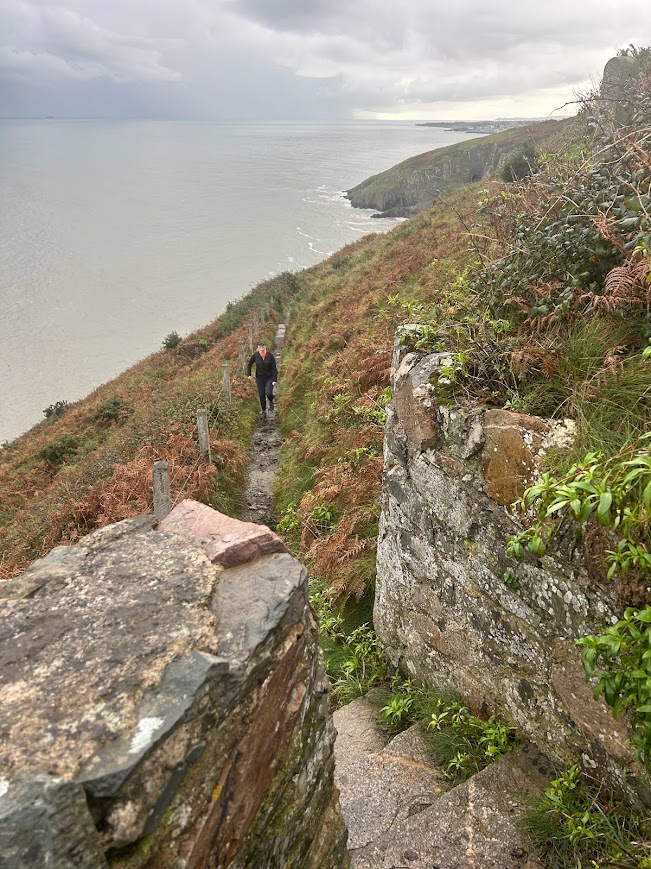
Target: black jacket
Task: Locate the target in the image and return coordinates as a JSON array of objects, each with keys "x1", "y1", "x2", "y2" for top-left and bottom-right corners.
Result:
[{"x1": 247, "y1": 350, "x2": 277, "y2": 381}]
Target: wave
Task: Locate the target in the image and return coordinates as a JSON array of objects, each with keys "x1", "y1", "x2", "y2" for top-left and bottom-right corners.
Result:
[{"x1": 296, "y1": 227, "x2": 317, "y2": 240}]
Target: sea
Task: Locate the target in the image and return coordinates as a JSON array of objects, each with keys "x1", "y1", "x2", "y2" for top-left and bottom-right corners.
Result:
[{"x1": 0, "y1": 120, "x2": 477, "y2": 442}]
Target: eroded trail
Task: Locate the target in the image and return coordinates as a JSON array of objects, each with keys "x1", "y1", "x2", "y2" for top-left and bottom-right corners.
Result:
[{"x1": 238, "y1": 323, "x2": 286, "y2": 529}]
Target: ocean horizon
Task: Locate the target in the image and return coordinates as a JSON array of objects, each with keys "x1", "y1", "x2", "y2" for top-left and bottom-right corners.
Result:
[{"x1": 0, "y1": 119, "x2": 477, "y2": 442}]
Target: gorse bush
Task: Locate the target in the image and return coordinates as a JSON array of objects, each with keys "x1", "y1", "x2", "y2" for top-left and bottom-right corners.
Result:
[
  {"x1": 38, "y1": 435, "x2": 79, "y2": 466},
  {"x1": 43, "y1": 400, "x2": 69, "y2": 419},
  {"x1": 162, "y1": 331, "x2": 182, "y2": 351},
  {"x1": 91, "y1": 397, "x2": 132, "y2": 423}
]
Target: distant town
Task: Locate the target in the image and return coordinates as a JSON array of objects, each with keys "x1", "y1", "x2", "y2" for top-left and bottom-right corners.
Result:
[{"x1": 417, "y1": 117, "x2": 568, "y2": 134}]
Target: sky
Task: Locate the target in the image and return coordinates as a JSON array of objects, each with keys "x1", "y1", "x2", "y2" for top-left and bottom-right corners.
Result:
[{"x1": 1, "y1": 0, "x2": 650, "y2": 121}]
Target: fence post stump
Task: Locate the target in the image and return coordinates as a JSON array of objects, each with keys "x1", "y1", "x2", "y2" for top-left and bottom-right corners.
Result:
[
  {"x1": 239, "y1": 341, "x2": 246, "y2": 375},
  {"x1": 197, "y1": 409, "x2": 212, "y2": 463},
  {"x1": 153, "y1": 460, "x2": 171, "y2": 521},
  {"x1": 222, "y1": 365, "x2": 231, "y2": 405}
]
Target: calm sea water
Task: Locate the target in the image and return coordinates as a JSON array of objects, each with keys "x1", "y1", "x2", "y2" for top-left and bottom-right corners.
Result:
[{"x1": 0, "y1": 120, "x2": 476, "y2": 441}]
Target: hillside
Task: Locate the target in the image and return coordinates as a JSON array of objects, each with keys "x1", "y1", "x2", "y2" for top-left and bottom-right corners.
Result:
[{"x1": 0, "y1": 275, "x2": 298, "y2": 578}]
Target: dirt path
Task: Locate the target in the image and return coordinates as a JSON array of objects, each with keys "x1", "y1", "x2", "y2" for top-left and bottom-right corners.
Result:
[{"x1": 238, "y1": 324, "x2": 286, "y2": 529}]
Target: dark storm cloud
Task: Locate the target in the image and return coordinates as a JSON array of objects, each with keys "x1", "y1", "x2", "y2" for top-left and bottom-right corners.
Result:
[{"x1": 1, "y1": 0, "x2": 650, "y2": 118}]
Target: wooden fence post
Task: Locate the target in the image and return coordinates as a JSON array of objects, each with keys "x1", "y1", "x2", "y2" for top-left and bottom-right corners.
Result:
[
  {"x1": 239, "y1": 341, "x2": 246, "y2": 375},
  {"x1": 197, "y1": 409, "x2": 212, "y2": 463},
  {"x1": 253, "y1": 313, "x2": 259, "y2": 336},
  {"x1": 222, "y1": 364, "x2": 231, "y2": 404},
  {"x1": 153, "y1": 460, "x2": 171, "y2": 520},
  {"x1": 248, "y1": 325, "x2": 253, "y2": 354}
]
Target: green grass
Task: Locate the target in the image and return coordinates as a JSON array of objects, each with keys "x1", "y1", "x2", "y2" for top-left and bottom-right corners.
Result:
[{"x1": 521, "y1": 765, "x2": 651, "y2": 869}]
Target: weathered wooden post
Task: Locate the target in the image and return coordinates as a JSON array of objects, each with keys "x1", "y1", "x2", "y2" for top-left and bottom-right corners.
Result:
[
  {"x1": 153, "y1": 460, "x2": 171, "y2": 521},
  {"x1": 253, "y1": 312, "x2": 259, "y2": 336},
  {"x1": 265, "y1": 302, "x2": 271, "y2": 320},
  {"x1": 283, "y1": 306, "x2": 290, "y2": 323},
  {"x1": 248, "y1": 324, "x2": 253, "y2": 354},
  {"x1": 239, "y1": 341, "x2": 246, "y2": 375},
  {"x1": 222, "y1": 364, "x2": 231, "y2": 405},
  {"x1": 197, "y1": 409, "x2": 212, "y2": 463}
]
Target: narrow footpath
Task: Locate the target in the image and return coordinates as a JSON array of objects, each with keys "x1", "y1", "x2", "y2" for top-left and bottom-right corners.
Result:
[
  {"x1": 238, "y1": 321, "x2": 549, "y2": 868},
  {"x1": 238, "y1": 323, "x2": 286, "y2": 529}
]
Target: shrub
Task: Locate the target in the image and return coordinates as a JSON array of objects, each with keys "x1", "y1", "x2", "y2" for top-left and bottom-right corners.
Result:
[
  {"x1": 43, "y1": 400, "x2": 69, "y2": 419},
  {"x1": 91, "y1": 397, "x2": 132, "y2": 423},
  {"x1": 500, "y1": 142, "x2": 538, "y2": 183},
  {"x1": 162, "y1": 331, "x2": 182, "y2": 351},
  {"x1": 38, "y1": 435, "x2": 79, "y2": 466}
]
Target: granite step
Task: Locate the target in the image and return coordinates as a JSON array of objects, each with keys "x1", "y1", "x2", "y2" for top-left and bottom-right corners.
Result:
[{"x1": 333, "y1": 694, "x2": 550, "y2": 869}]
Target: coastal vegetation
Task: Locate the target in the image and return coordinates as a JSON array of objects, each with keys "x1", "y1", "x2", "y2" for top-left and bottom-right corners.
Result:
[{"x1": 0, "y1": 274, "x2": 298, "y2": 577}]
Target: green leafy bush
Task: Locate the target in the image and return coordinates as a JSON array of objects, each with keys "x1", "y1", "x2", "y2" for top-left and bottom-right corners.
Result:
[
  {"x1": 43, "y1": 400, "x2": 69, "y2": 419},
  {"x1": 91, "y1": 397, "x2": 132, "y2": 423},
  {"x1": 507, "y1": 436, "x2": 651, "y2": 579},
  {"x1": 38, "y1": 435, "x2": 79, "y2": 466},
  {"x1": 162, "y1": 331, "x2": 182, "y2": 351},
  {"x1": 578, "y1": 608, "x2": 651, "y2": 769}
]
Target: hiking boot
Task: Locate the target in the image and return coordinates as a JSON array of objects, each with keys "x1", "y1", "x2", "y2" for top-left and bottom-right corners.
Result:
[
  {"x1": 260, "y1": 411, "x2": 267, "y2": 419},
  {"x1": 268, "y1": 401, "x2": 274, "y2": 411}
]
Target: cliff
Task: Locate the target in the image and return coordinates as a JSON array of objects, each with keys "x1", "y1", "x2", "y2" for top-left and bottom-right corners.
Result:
[{"x1": 346, "y1": 118, "x2": 573, "y2": 216}]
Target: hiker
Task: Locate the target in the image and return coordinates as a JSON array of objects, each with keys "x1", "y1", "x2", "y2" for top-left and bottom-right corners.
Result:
[{"x1": 247, "y1": 340, "x2": 277, "y2": 418}]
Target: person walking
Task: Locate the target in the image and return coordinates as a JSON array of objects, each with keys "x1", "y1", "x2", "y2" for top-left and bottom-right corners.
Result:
[{"x1": 247, "y1": 340, "x2": 277, "y2": 419}]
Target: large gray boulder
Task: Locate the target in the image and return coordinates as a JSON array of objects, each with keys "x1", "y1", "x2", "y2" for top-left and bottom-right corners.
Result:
[{"x1": 0, "y1": 501, "x2": 348, "y2": 868}]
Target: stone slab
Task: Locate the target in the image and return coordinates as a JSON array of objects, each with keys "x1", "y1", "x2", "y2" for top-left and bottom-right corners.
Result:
[
  {"x1": 350, "y1": 749, "x2": 549, "y2": 869},
  {"x1": 0, "y1": 532, "x2": 219, "y2": 781},
  {"x1": 159, "y1": 499, "x2": 288, "y2": 567}
]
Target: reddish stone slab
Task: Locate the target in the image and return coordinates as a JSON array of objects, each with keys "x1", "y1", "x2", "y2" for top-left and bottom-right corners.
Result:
[{"x1": 158, "y1": 500, "x2": 288, "y2": 568}]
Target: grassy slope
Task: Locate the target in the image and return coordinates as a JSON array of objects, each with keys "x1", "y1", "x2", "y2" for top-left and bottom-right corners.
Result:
[
  {"x1": 0, "y1": 273, "x2": 298, "y2": 578},
  {"x1": 275, "y1": 188, "x2": 481, "y2": 600}
]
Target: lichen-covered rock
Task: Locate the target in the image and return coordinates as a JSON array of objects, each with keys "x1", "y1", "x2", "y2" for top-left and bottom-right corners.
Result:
[
  {"x1": 0, "y1": 502, "x2": 348, "y2": 868},
  {"x1": 376, "y1": 336, "x2": 651, "y2": 809}
]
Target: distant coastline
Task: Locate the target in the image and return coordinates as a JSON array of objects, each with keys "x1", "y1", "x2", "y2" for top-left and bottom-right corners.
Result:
[{"x1": 416, "y1": 118, "x2": 561, "y2": 135}]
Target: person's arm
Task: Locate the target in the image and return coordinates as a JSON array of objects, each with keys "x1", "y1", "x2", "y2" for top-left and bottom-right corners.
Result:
[
  {"x1": 246, "y1": 354, "x2": 256, "y2": 377},
  {"x1": 271, "y1": 354, "x2": 278, "y2": 382}
]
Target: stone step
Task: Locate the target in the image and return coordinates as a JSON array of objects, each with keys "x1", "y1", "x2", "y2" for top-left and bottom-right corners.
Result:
[
  {"x1": 334, "y1": 695, "x2": 550, "y2": 869},
  {"x1": 334, "y1": 695, "x2": 447, "y2": 855}
]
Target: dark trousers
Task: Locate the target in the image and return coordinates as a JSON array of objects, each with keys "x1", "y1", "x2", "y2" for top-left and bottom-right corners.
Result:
[{"x1": 256, "y1": 378, "x2": 274, "y2": 412}]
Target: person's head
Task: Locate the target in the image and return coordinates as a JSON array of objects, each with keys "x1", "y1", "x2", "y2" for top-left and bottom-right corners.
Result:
[{"x1": 257, "y1": 340, "x2": 266, "y2": 352}]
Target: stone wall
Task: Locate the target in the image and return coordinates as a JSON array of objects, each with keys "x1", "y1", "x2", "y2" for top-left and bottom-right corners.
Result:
[
  {"x1": 375, "y1": 332, "x2": 651, "y2": 808},
  {"x1": 0, "y1": 501, "x2": 348, "y2": 868}
]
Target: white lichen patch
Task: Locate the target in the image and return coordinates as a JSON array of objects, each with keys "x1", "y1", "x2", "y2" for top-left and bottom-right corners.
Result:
[
  {"x1": 0, "y1": 778, "x2": 9, "y2": 798},
  {"x1": 129, "y1": 717, "x2": 164, "y2": 755},
  {"x1": 541, "y1": 419, "x2": 577, "y2": 453}
]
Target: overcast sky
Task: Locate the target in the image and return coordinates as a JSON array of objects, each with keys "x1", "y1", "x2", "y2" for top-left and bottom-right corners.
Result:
[{"x1": 1, "y1": 0, "x2": 649, "y2": 120}]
